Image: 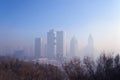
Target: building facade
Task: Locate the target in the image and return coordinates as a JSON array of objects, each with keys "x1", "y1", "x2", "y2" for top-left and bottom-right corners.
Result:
[
  {"x1": 35, "y1": 38, "x2": 41, "y2": 59},
  {"x1": 70, "y1": 37, "x2": 78, "y2": 58},
  {"x1": 56, "y1": 31, "x2": 64, "y2": 61},
  {"x1": 47, "y1": 29, "x2": 56, "y2": 59}
]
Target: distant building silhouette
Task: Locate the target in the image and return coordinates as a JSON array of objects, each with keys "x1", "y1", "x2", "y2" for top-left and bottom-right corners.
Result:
[
  {"x1": 42, "y1": 43, "x2": 47, "y2": 58},
  {"x1": 70, "y1": 37, "x2": 78, "y2": 58},
  {"x1": 88, "y1": 34, "x2": 94, "y2": 48},
  {"x1": 47, "y1": 29, "x2": 56, "y2": 60},
  {"x1": 35, "y1": 38, "x2": 42, "y2": 59},
  {"x1": 56, "y1": 31, "x2": 64, "y2": 61},
  {"x1": 84, "y1": 34, "x2": 94, "y2": 58}
]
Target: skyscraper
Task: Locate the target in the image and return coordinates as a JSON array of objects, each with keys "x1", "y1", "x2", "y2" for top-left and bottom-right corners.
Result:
[
  {"x1": 70, "y1": 37, "x2": 78, "y2": 58},
  {"x1": 88, "y1": 34, "x2": 94, "y2": 48},
  {"x1": 35, "y1": 38, "x2": 41, "y2": 59},
  {"x1": 56, "y1": 31, "x2": 64, "y2": 61},
  {"x1": 47, "y1": 29, "x2": 56, "y2": 60},
  {"x1": 84, "y1": 34, "x2": 94, "y2": 58}
]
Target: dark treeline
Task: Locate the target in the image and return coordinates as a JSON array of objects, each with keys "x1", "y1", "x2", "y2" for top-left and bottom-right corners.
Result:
[
  {"x1": 0, "y1": 53, "x2": 120, "y2": 80},
  {"x1": 0, "y1": 56, "x2": 66, "y2": 80}
]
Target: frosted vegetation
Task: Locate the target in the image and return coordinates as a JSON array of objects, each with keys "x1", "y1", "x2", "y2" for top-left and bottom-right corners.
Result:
[{"x1": 0, "y1": 53, "x2": 120, "y2": 80}]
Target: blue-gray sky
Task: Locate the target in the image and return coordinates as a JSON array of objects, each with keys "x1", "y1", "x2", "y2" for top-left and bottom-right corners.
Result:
[{"x1": 0, "y1": 0, "x2": 120, "y2": 51}]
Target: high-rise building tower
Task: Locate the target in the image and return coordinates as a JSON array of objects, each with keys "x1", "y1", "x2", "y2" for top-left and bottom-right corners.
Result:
[
  {"x1": 70, "y1": 37, "x2": 78, "y2": 58},
  {"x1": 56, "y1": 31, "x2": 64, "y2": 61},
  {"x1": 84, "y1": 34, "x2": 94, "y2": 58},
  {"x1": 47, "y1": 29, "x2": 56, "y2": 59},
  {"x1": 88, "y1": 34, "x2": 94, "y2": 48},
  {"x1": 35, "y1": 38, "x2": 41, "y2": 59}
]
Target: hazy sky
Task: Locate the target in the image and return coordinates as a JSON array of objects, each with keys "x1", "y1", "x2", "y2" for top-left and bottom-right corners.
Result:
[{"x1": 0, "y1": 0, "x2": 120, "y2": 51}]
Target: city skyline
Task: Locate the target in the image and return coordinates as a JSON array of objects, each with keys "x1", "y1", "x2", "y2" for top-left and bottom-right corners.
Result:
[
  {"x1": 34, "y1": 29, "x2": 95, "y2": 60},
  {"x1": 0, "y1": 0, "x2": 120, "y2": 53},
  {"x1": 0, "y1": 29, "x2": 96, "y2": 59}
]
